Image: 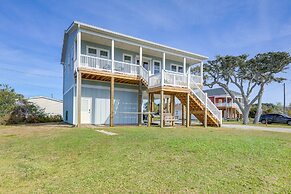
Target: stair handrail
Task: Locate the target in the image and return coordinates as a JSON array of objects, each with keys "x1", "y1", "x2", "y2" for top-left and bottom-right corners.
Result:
[
  {"x1": 139, "y1": 65, "x2": 149, "y2": 84},
  {"x1": 187, "y1": 74, "x2": 222, "y2": 123}
]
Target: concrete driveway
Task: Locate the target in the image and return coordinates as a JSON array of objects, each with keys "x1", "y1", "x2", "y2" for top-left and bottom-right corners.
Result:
[{"x1": 222, "y1": 124, "x2": 291, "y2": 133}]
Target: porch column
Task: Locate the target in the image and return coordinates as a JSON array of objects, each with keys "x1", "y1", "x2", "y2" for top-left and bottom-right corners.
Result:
[
  {"x1": 76, "y1": 71, "x2": 81, "y2": 127},
  {"x1": 139, "y1": 46, "x2": 143, "y2": 72},
  {"x1": 138, "y1": 82, "x2": 142, "y2": 126},
  {"x1": 186, "y1": 93, "x2": 190, "y2": 127},
  {"x1": 111, "y1": 40, "x2": 115, "y2": 72},
  {"x1": 204, "y1": 93, "x2": 208, "y2": 127},
  {"x1": 160, "y1": 91, "x2": 164, "y2": 128},
  {"x1": 182, "y1": 105, "x2": 185, "y2": 126},
  {"x1": 77, "y1": 28, "x2": 81, "y2": 68},
  {"x1": 183, "y1": 58, "x2": 186, "y2": 74},
  {"x1": 162, "y1": 53, "x2": 166, "y2": 70},
  {"x1": 110, "y1": 77, "x2": 114, "y2": 127},
  {"x1": 200, "y1": 61, "x2": 203, "y2": 85}
]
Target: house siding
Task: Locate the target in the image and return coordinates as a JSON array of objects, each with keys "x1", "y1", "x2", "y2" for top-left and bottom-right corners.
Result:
[
  {"x1": 81, "y1": 80, "x2": 139, "y2": 125},
  {"x1": 63, "y1": 87, "x2": 74, "y2": 124}
]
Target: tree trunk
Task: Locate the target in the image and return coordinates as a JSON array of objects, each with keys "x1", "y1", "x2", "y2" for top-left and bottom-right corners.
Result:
[
  {"x1": 253, "y1": 87, "x2": 264, "y2": 124},
  {"x1": 242, "y1": 106, "x2": 250, "y2": 125}
]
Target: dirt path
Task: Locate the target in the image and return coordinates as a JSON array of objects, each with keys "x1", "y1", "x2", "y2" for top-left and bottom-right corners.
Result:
[{"x1": 222, "y1": 124, "x2": 291, "y2": 133}]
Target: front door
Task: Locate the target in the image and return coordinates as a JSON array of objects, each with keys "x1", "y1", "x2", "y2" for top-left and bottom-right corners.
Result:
[
  {"x1": 81, "y1": 97, "x2": 92, "y2": 124},
  {"x1": 137, "y1": 58, "x2": 150, "y2": 71}
]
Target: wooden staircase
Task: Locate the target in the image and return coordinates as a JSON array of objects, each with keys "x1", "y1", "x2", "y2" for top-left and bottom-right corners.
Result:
[{"x1": 176, "y1": 89, "x2": 221, "y2": 127}]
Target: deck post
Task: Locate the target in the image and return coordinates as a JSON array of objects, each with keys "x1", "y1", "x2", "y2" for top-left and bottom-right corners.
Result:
[
  {"x1": 138, "y1": 82, "x2": 142, "y2": 126},
  {"x1": 204, "y1": 93, "x2": 208, "y2": 127},
  {"x1": 186, "y1": 93, "x2": 190, "y2": 127},
  {"x1": 151, "y1": 93, "x2": 155, "y2": 121},
  {"x1": 110, "y1": 77, "x2": 114, "y2": 127},
  {"x1": 111, "y1": 40, "x2": 115, "y2": 72},
  {"x1": 160, "y1": 90, "x2": 164, "y2": 128},
  {"x1": 148, "y1": 93, "x2": 151, "y2": 127},
  {"x1": 171, "y1": 95, "x2": 175, "y2": 126},
  {"x1": 77, "y1": 71, "x2": 81, "y2": 127},
  {"x1": 182, "y1": 105, "x2": 185, "y2": 126}
]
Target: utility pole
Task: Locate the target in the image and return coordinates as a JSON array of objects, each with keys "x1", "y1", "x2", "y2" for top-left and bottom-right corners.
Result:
[{"x1": 283, "y1": 83, "x2": 286, "y2": 114}]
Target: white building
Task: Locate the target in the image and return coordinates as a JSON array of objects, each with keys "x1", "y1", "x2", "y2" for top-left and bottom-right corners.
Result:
[{"x1": 28, "y1": 96, "x2": 63, "y2": 116}]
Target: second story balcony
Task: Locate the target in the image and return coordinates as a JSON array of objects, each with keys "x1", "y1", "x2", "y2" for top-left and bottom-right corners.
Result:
[
  {"x1": 79, "y1": 54, "x2": 202, "y2": 89},
  {"x1": 66, "y1": 23, "x2": 207, "y2": 89}
]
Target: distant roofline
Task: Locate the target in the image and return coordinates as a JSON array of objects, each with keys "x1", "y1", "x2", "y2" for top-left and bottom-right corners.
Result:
[
  {"x1": 61, "y1": 21, "x2": 208, "y2": 64},
  {"x1": 28, "y1": 96, "x2": 63, "y2": 103},
  {"x1": 203, "y1": 88, "x2": 242, "y2": 97}
]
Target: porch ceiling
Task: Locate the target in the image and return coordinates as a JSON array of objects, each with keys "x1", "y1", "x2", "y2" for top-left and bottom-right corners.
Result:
[{"x1": 82, "y1": 32, "x2": 200, "y2": 64}]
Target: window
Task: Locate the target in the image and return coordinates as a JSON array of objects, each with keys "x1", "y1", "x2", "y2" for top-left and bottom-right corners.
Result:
[
  {"x1": 171, "y1": 64, "x2": 183, "y2": 73},
  {"x1": 153, "y1": 60, "x2": 161, "y2": 74},
  {"x1": 123, "y1": 54, "x2": 132, "y2": 63},
  {"x1": 100, "y1": 49, "x2": 109, "y2": 58},
  {"x1": 87, "y1": 46, "x2": 97, "y2": 56}
]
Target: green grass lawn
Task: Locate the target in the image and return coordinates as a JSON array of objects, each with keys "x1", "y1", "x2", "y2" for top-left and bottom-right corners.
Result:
[{"x1": 0, "y1": 125, "x2": 291, "y2": 193}]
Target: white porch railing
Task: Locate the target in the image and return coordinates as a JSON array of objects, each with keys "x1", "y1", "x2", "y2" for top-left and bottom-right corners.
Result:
[
  {"x1": 114, "y1": 60, "x2": 139, "y2": 76},
  {"x1": 163, "y1": 70, "x2": 188, "y2": 87},
  {"x1": 140, "y1": 66, "x2": 149, "y2": 83},
  {"x1": 149, "y1": 73, "x2": 161, "y2": 87},
  {"x1": 80, "y1": 55, "x2": 112, "y2": 71}
]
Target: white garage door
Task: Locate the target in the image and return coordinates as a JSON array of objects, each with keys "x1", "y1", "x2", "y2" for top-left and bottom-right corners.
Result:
[{"x1": 95, "y1": 89, "x2": 110, "y2": 125}]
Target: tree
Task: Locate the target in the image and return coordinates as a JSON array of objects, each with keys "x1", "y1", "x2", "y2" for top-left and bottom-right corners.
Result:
[
  {"x1": 249, "y1": 52, "x2": 291, "y2": 123},
  {"x1": 203, "y1": 53, "x2": 291, "y2": 124},
  {"x1": 0, "y1": 84, "x2": 23, "y2": 124}
]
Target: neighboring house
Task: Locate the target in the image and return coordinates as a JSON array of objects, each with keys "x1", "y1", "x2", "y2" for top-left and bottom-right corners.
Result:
[
  {"x1": 28, "y1": 96, "x2": 63, "y2": 116},
  {"x1": 61, "y1": 21, "x2": 222, "y2": 127},
  {"x1": 203, "y1": 88, "x2": 243, "y2": 119}
]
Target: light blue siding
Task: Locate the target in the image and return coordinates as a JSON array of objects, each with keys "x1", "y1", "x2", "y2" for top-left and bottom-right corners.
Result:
[
  {"x1": 63, "y1": 29, "x2": 77, "y2": 125},
  {"x1": 63, "y1": 87, "x2": 74, "y2": 124}
]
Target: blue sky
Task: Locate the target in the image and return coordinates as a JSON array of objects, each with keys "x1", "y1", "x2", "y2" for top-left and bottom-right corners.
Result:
[{"x1": 0, "y1": 0, "x2": 290, "y2": 104}]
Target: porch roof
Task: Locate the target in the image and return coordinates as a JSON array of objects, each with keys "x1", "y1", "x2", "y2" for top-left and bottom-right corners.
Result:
[{"x1": 61, "y1": 21, "x2": 208, "y2": 64}]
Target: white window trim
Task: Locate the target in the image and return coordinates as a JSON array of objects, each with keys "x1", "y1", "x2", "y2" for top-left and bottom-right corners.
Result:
[
  {"x1": 123, "y1": 53, "x2": 133, "y2": 63},
  {"x1": 171, "y1": 64, "x2": 183, "y2": 73},
  {"x1": 86, "y1": 46, "x2": 98, "y2": 57},
  {"x1": 99, "y1": 48, "x2": 110, "y2": 59},
  {"x1": 153, "y1": 60, "x2": 161, "y2": 74}
]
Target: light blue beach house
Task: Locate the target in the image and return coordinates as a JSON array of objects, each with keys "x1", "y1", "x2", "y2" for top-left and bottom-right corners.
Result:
[{"x1": 61, "y1": 21, "x2": 222, "y2": 127}]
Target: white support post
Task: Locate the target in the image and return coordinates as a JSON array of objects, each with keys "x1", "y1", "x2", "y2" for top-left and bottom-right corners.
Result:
[
  {"x1": 139, "y1": 46, "x2": 143, "y2": 74},
  {"x1": 162, "y1": 52, "x2": 166, "y2": 87},
  {"x1": 204, "y1": 93, "x2": 208, "y2": 128},
  {"x1": 77, "y1": 29, "x2": 81, "y2": 69},
  {"x1": 183, "y1": 58, "x2": 186, "y2": 74},
  {"x1": 161, "y1": 69, "x2": 164, "y2": 86},
  {"x1": 111, "y1": 40, "x2": 115, "y2": 72},
  {"x1": 200, "y1": 61, "x2": 203, "y2": 85},
  {"x1": 162, "y1": 52, "x2": 166, "y2": 70},
  {"x1": 187, "y1": 72, "x2": 190, "y2": 88}
]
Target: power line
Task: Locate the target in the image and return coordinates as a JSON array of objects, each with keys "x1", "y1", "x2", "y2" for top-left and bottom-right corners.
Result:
[{"x1": 0, "y1": 67, "x2": 62, "y2": 78}]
